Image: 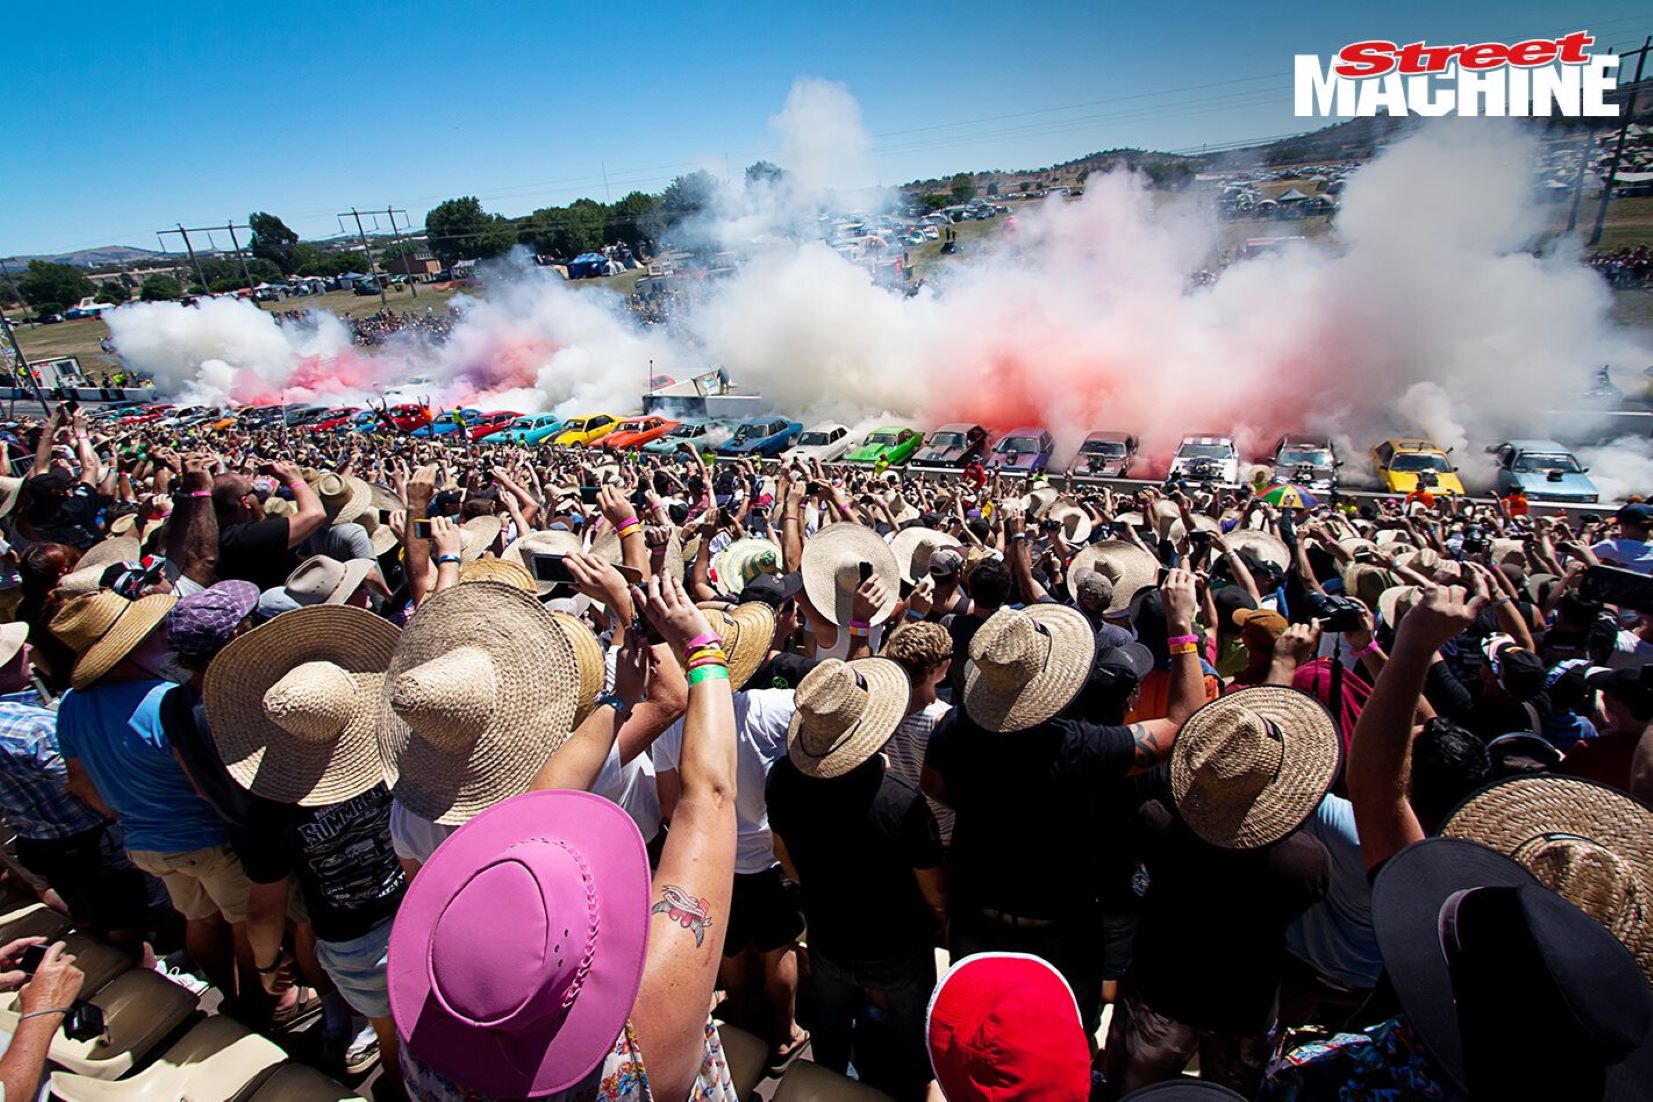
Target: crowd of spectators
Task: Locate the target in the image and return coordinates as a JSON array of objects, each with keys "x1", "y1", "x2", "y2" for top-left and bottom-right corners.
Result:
[{"x1": 1589, "y1": 245, "x2": 1653, "y2": 288}]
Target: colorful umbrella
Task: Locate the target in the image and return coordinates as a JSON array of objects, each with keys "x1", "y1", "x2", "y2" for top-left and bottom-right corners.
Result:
[{"x1": 1260, "y1": 483, "x2": 1320, "y2": 509}]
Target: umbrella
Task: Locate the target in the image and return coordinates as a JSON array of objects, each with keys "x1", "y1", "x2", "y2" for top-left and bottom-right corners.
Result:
[{"x1": 1260, "y1": 483, "x2": 1320, "y2": 509}]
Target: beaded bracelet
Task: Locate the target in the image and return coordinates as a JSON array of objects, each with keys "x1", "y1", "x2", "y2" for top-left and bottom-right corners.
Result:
[
  {"x1": 1166, "y1": 633, "x2": 1201, "y2": 647},
  {"x1": 685, "y1": 631, "x2": 723, "y2": 652},
  {"x1": 687, "y1": 664, "x2": 731, "y2": 686},
  {"x1": 848, "y1": 619, "x2": 870, "y2": 631},
  {"x1": 847, "y1": 625, "x2": 870, "y2": 638}
]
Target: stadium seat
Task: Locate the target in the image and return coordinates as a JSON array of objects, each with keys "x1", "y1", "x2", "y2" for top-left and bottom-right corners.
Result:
[
  {"x1": 0, "y1": 933, "x2": 135, "y2": 1017},
  {"x1": 246, "y1": 1062, "x2": 369, "y2": 1101},
  {"x1": 0, "y1": 965, "x2": 198, "y2": 1079},
  {"x1": 48, "y1": 1015, "x2": 286, "y2": 1101},
  {"x1": 771, "y1": 1060, "x2": 898, "y2": 1102},
  {"x1": 0, "y1": 901, "x2": 70, "y2": 944},
  {"x1": 717, "y1": 1021, "x2": 770, "y2": 1097}
]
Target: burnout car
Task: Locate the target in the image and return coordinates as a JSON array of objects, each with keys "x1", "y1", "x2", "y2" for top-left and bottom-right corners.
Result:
[
  {"x1": 120, "y1": 404, "x2": 176, "y2": 427},
  {"x1": 468, "y1": 410, "x2": 523, "y2": 440},
  {"x1": 643, "y1": 418, "x2": 733, "y2": 455},
  {"x1": 1168, "y1": 435, "x2": 1241, "y2": 487},
  {"x1": 1371, "y1": 438, "x2": 1464, "y2": 496},
  {"x1": 716, "y1": 416, "x2": 804, "y2": 458},
  {"x1": 1074, "y1": 431, "x2": 1138, "y2": 478},
  {"x1": 1271, "y1": 434, "x2": 1339, "y2": 493},
  {"x1": 1490, "y1": 440, "x2": 1598, "y2": 503},
  {"x1": 308, "y1": 407, "x2": 363, "y2": 433},
  {"x1": 845, "y1": 426, "x2": 923, "y2": 467},
  {"x1": 553, "y1": 413, "x2": 620, "y2": 448},
  {"x1": 603, "y1": 415, "x2": 678, "y2": 450},
  {"x1": 384, "y1": 404, "x2": 434, "y2": 434},
  {"x1": 988, "y1": 428, "x2": 1056, "y2": 474},
  {"x1": 412, "y1": 408, "x2": 484, "y2": 438},
  {"x1": 504, "y1": 413, "x2": 564, "y2": 445},
  {"x1": 912, "y1": 423, "x2": 988, "y2": 468},
  {"x1": 282, "y1": 404, "x2": 332, "y2": 428},
  {"x1": 781, "y1": 423, "x2": 852, "y2": 464}
]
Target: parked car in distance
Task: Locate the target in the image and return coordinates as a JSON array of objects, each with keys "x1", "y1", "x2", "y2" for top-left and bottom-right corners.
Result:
[
  {"x1": 913, "y1": 423, "x2": 989, "y2": 468},
  {"x1": 468, "y1": 410, "x2": 523, "y2": 440},
  {"x1": 412, "y1": 408, "x2": 484, "y2": 438},
  {"x1": 1490, "y1": 440, "x2": 1599, "y2": 503},
  {"x1": 845, "y1": 426, "x2": 924, "y2": 466},
  {"x1": 308, "y1": 406, "x2": 363, "y2": 432},
  {"x1": 716, "y1": 416, "x2": 804, "y2": 458},
  {"x1": 119, "y1": 404, "x2": 177, "y2": 426},
  {"x1": 782, "y1": 422, "x2": 852, "y2": 464},
  {"x1": 1074, "y1": 431, "x2": 1138, "y2": 478},
  {"x1": 988, "y1": 428, "x2": 1056, "y2": 474},
  {"x1": 384, "y1": 404, "x2": 434, "y2": 434},
  {"x1": 504, "y1": 413, "x2": 564, "y2": 445},
  {"x1": 553, "y1": 413, "x2": 621, "y2": 448},
  {"x1": 1169, "y1": 435, "x2": 1241, "y2": 487},
  {"x1": 603, "y1": 415, "x2": 678, "y2": 450},
  {"x1": 1271, "y1": 434, "x2": 1339, "y2": 493},
  {"x1": 642, "y1": 417, "x2": 733, "y2": 455},
  {"x1": 1371, "y1": 438, "x2": 1464, "y2": 496}
]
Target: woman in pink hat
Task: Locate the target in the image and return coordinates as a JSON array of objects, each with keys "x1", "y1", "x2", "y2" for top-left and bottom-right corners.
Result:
[{"x1": 389, "y1": 572, "x2": 743, "y2": 1101}]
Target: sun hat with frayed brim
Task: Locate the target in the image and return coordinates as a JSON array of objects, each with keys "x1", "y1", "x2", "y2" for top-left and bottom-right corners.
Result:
[
  {"x1": 1067, "y1": 540, "x2": 1157, "y2": 615},
  {"x1": 787, "y1": 657, "x2": 910, "y2": 778},
  {"x1": 284, "y1": 555, "x2": 382, "y2": 606},
  {"x1": 203, "y1": 606, "x2": 399, "y2": 806},
  {"x1": 693, "y1": 601, "x2": 775, "y2": 691},
  {"x1": 1045, "y1": 498, "x2": 1093, "y2": 544},
  {"x1": 800, "y1": 522, "x2": 900, "y2": 627},
  {"x1": 963, "y1": 605, "x2": 1095, "y2": 733},
  {"x1": 1443, "y1": 775, "x2": 1653, "y2": 983},
  {"x1": 388, "y1": 789, "x2": 650, "y2": 1099},
  {"x1": 1171, "y1": 685, "x2": 1340, "y2": 850},
  {"x1": 1165, "y1": 513, "x2": 1219, "y2": 546},
  {"x1": 50, "y1": 591, "x2": 177, "y2": 690},
  {"x1": 503, "y1": 530, "x2": 584, "y2": 596},
  {"x1": 926, "y1": 952, "x2": 1092, "y2": 1102},
  {"x1": 378, "y1": 582, "x2": 579, "y2": 826},
  {"x1": 889, "y1": 527, "x2": 961, "y2": 586},
  {"x1": 461, "y1": 515, "x2": 504, "y2": 560},
  {"x1": 711, "y1": 538, "x2": 784, "y2": 599}
]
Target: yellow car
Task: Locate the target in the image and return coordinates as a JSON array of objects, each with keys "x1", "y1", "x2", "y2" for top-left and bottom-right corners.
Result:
[
  {"x1": 1371, "y1": 438, "x2": 1465, "y2": 496},
  {"x1": 552, "y1": 413, "x2": 620, "y2": 447}
]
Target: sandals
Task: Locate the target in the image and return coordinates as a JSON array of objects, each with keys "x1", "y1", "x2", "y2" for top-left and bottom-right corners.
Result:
[{"x1": 766, "y1": 1029, "x2": 811, "y2": 1077}]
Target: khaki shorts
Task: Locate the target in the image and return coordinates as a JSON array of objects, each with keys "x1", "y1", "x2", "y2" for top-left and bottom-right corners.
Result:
[{"x1": 128, "y1": 844, "x2": 250, "y2": 924}]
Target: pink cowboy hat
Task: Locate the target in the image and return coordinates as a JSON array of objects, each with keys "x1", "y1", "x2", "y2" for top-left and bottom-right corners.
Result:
[{"x1": 387, "y1": 790, "x2": 651, "y2": 1097}]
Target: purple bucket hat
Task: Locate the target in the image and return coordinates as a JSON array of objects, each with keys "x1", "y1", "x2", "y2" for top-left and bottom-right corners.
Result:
[{"x1": 164, "y1": 581, "x2": 261, "y2": 658}]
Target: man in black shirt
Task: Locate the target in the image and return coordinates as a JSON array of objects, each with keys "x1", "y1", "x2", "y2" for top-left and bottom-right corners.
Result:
[
  {"x1": 767, "y1": 656, "x2": 943, "y2": 1097},
  {"x1": 212, "y1": 462, "x2": 326, "y2": 591},
  {"x1": 941, "y1": 556, "x2": 1009, "y2": 700}
]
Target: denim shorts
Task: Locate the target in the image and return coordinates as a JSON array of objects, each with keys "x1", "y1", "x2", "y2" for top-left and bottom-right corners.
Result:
[{"x1": 315, "y1": 918, "x2": 393, "y2": 1019}]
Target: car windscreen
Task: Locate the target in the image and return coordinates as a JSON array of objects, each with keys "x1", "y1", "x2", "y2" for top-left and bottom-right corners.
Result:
[
  {"x1": 929, "y1": 431, "x2": 965, "y2": 448},
  {"x1": 1082, "y1": 439, "x2": 1126, "y2": 456},
  {"x1": 1177, "y1": 443, "x2": 1232, "y2": 460},
  {"x1": 1391, "y1": 452, "x2": 1451, "y2": 473},
  {"x1": 1513, "y1": 453, "x2": 1581, "y2": 474},
  {"x1": 799, "y1": 431, "x2": 832, "y2": 446},
  {"x1": 867, "y1": 431, "x2": 899, "y2": 444},
  {"x1": 1277, "y1": 446, "x2": 1332, "y2": 466},
  {"x1": 997, "y1": 436, "x2": 1041, "y2": 453}
]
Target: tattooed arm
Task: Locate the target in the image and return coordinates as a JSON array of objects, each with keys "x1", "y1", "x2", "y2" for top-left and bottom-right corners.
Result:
[{"x1": 1124, "y1": 719, "x2": 1180, "y2": 776}]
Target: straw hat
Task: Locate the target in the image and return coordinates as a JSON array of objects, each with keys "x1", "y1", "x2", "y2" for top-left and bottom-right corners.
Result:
[
  {"x1": 0, "y1": 476, "x2": 21, "y2": 520},
  {"x1": 1021, "y1": 485, "x2": 1060, "y2": 516},
  {"x1": 1337, "y1": 536, "x2": 1380, "y2": 562},
  {"x1": 0, "y1": 621, "x2": 28, "y2": 667},
  {"x1": 459, "y1": 557, "x2": 536, "y2": 592},
  {"x1": 202, "y1": 606, "x2": 399, "y2": 806},
  {"x1": 1228, "y1": 530, "x2": 1290, "y2": 572},
  {"x1": 693, "y1": 601, "x2": 775, "y2": 691},
  {"x1": 709, "y1": 538, "x2": 784, "y2": 599},
  {"x1": 1374, "y1": 528, "x2": 1417, "y2": 547},
  {"x1": 1377, "y1": 584, "x2": 1422, "y2": 628},
  {"x1": 1344, "y1": 563, "x2": 1398, "y2": 614},
  {"x1": 800, "y1": 522, "x2": 900, "y2": 626},
  {"x1": 549, "y1": 610, "x2": 605, "y2": 725},
  {"x1": 108, "y1": 513, "x2": 164, "y2": 545},
  {"x1": 49, "y1": 591, "x2": 178, "y2": 690},
  {"x1": 888, "y1": 527, "x2": 961, "y2": 586},
  {"x1": 503, "y1": 530, "x2": 583, "y2": 595},
  {"x1": 1170, "y1": 686, "x2": 1340, "y2": 850},
  {"x1": 368, "y1": 520, "x2": 399, "y2": 557},
  {"x1": 1443, "y1": 775, "x2": 1653, "y2": 981},
  {"x1": 460, "y1": 515, "x2": 503, "y2": 562},
  {"x1": 77, "y1": 536, "x2": 140, "y2": 578},
  {"x1": 282, "y1": 555, "x2": 380, "y2": 606},
  {"x1": 962, "y1": 605, "x2": 1095, "y2": 733},
  {"x1": 366, "y1": 482, "x2": 403, "y2": 516},
  {"x1": 1165, "y1": 513, "x2": 1219, "y2": 545},
  {"x1": 312, "y1": 473, "x2": 373, "y2": 526},
  {"x1": 1066, "y1": 540, "x2": 1158, "y2": 615},
  {"x1": 1045, "y1": 499, "x2": 1093, "y2": 544},
  {"x1": 263, "y1": 496, "x2": 296, "y2": 519},
  {"x1": 1148, "y1": 499, "x2": 1182, "y2": 538},
  {"x1": 378, "y1": 582, "x2": 580, "y2": 825},
  {"x1": 786, "y1": 658, "x2": 910, "y2": 779},
  {"x1": 1488, "y1": 538, "x2": 1527, "y2": 568}
]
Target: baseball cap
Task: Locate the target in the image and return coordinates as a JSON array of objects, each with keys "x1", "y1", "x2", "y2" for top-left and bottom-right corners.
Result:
[
  {"x1": 1213, "y1": 585, "x2": 1258, "y2": 630},
  {"x1": 928, "y1": 548, "x2": 963, "y2": 578},
  {"x1": 1096, "y1": 640, "x2": 1154, "y2": 681},
  {"x1": 165, "y1": 580, "x2": 261, "y2": 658},
  {"x1": 1497, "y1": 649, "x2": 1547, "y2": 702},
  {"x1": 926, "y1": 953, "x2": 1091, "y2": 1102},
  {"x1": 741, "y1": 571, "x2": 802, "y2": 610},
  {"x1": 1588, "y1": 666, "x2": 1653, "y2": 721},
  {"x1": 1614, "y1": 503, "x2": 1653, "y2": 527},
  {"x1": 1233, "y1": 608, "x2": 1288, "y2": 640},
  {"x1": 1075, "y1": 569, "x2": 1114, "y2": 611}
]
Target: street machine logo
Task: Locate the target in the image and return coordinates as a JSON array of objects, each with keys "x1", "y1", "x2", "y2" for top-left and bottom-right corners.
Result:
[{"x1": 1296, "y1": 32, "x2": 1620, "y2": 117}]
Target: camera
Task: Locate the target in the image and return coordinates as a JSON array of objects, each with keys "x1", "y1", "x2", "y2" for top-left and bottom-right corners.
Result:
[
  {"x1": 62, "y1": 1001, "x2": 105, "y2": 1043},
  {"x1": 1303, "y1": 591, "x2": 1367, "y2": 633},
  {"x1": 1461, "y1": 527, "x2": 1489, "y2": 556}
]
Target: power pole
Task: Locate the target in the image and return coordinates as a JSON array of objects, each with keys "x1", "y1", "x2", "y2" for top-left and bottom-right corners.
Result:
[
  {"x1": 382, "y1": 207, "x2": 418, "y2": 299},
  {"x1": 158, "y1": 224, "x2": 209, "y2": 293},
  {"x1": 339, "y1": 208, "x2": 387, "y2": 306},
  {"x1": 224, "y1": 222, "x2": 258, "y2": 299},
  {"x1": 0, "y1": 258, "x2": 48, "y2": 417},
  {"x1": 1589, "y1": 36, "x2": 1651, "y2": 246}
]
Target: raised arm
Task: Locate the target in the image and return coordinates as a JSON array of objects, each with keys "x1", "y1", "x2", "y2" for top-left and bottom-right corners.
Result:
[{"x1": 166, "y1": 455, "x2": 220, "y2": 586}]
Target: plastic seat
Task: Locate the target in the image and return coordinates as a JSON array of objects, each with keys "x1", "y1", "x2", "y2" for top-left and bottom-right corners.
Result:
[
  {"x1": 246, "y1": 1062, "x2": 370, "y2": 1101},
  {"x1": 48, "y1": 1015, "x2": 286, "y2": 1101},
  {"x1": 0, "y1": 965, "x2": 198, "y2": 1079},
  {"x1": 0, "y1": 933, "x2": 136, "y2": 1016},
  {"x1": 717, "y1": 1021, "x2": 770, "y2": 1098},
  {"x1": 772, "y1": 1060, "x2": 898, "y2": 1102},
  {"x1": 0, "y1": 901, "x2": 71, "y2": 944}
]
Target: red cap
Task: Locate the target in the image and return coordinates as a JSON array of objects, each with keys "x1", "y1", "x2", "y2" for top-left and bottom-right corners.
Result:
[{"x1": 926, "y1": 953, "x2": 1091, "y2": 1100}]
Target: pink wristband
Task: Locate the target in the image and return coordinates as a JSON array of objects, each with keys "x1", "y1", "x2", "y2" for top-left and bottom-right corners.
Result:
[
  {"x1": 1166, "y1": 633, "x2": 1200, "y2": 647},
  {"x1": 189, "y1": 490, "x2": 211, "y2": 498},
  {"x1": 685, "y1": 631, "x2": 722, "y2": 652},
  {"x1": 1351, "y1": 641, "x2": 1381, "y2": 659}
]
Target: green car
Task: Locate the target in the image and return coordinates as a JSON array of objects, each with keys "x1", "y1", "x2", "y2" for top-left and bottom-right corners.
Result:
[{"x1": 845, "y1": 426, "x2": 923, "y2": 466}]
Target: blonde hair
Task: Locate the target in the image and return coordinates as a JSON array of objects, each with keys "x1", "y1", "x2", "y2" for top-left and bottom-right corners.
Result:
[{"x1": 882, "y1": 621, "x2": 952, "y2": 678}]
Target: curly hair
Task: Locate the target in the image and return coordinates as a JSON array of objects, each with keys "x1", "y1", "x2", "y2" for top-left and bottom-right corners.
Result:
[{"x1": 881, "y1": 621, "x2": 952, "y2": 679}]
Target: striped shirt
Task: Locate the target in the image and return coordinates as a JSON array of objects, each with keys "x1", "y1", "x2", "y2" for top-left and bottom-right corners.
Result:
[
  {"x1": 0, "y1": 701, "x2": 105, "y2": 840},
  {"x1": 884, "y1": 699, "x2": 955, "y2": 845}
]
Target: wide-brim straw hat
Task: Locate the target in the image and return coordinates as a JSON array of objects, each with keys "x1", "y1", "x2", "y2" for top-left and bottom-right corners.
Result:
[
  {"x1": 264, "y1": 496, "x2": 296, "y2": 519},
  {"x1": 787, "y1": 657, "x2": 910, "y2": 778},
  {"x1": 1165, "y1": 513, "x2": 1218, "y2": 545},
  {"x1": 503, "y1": 530, "x2": 584, "y2": 595},
  {"x1": 549, "y1": 610, "x2": 605, "y2": 725},
  {"x1": 1149, "y1": 499, "x2": 1183, "y2": 539},
  {"x1": 1228, "y1": 530, "x2": 1290, "y2": 572},
  {"x1": 366, "y1": 482, "x2": 403, "y2": 516},
  {"x1": 50, "y1": 591, "x2": 177, "y2": 690},
  {"x1": 1046, "y1": 499, "x2": 1093, "y2": 545},
  {"x1": 963, "y1": 604, "x2": 1095, "y2": 733},
  {"x1": 693, "y1": 601, "x2": 775, "y2": 691},
  {"x1": 108, "y1": 513, "x2": 165, "y2": 546},
  {"x1": 378, "y1": 582, "x2": 579, "y2": 825},
  {"x1": 1374, "y1": 528, "x2": 1417, "y2": 547},
  {"x1": 800, "y1": 522, "x2": 900, "y2": 627},
  {"x1": 0, "y1": 621, "x2": 27, "y2": 667},
  {"x1": 78, "y1": 536, "x2": 140, "y2": 578},
  {"x1": 313, "y1": 473, "x2": 374, "y2": 526},
  {"x1": 1443, "y1": 775, "x2": 1653, "y2": 982},
  {"x1": 1171, "y1": 686, "x2": 1339, "y2": 849},
  {"x1": 889, "y1": 527, "x2": 961, "y2": 586},
  {"x1": 461, "y1": 515, "x2": 504, "y2": 560},
  {"x1": 1067, "y1": 540, "x2": 1157, "y2": 615},
  {"x1": 459, "y1": 557, "x2": 536, "y2": 592},
  {"x1": 1488, "y1": 538, "x2": 1528, "y2": 568},
  {"x1": 368, "y1": 521, "x2": 399, "y2": 557},
  {"x1": 1377, "y1": 584, "x2": 1422, "y2": 628},
  {"x1": 202, "y1": 606, "x2": 400, "y2": 806},
  {"x1": 1021, "y1": 485, "x2": 1060, "y2": 516},
  {"x1": 711, "y1": 538, "x2": 784, "y2": 599},
  {"x1": 1338, "y1": 536, "x2": 1381, "y2": 563},
  {"x1": 0, "y1": 476, "x2": 21, "y2": 520}
]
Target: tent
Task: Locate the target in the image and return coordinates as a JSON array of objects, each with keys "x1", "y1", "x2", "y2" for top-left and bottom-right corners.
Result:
[{"x1": 1274, "y1": 187, "x2": 1315, "y2": 202}]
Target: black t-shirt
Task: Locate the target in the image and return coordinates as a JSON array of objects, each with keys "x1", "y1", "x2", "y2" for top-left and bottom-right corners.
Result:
[
  {"x1": 244, "y1": 784, "x2": 406, "y2": 943},
  {"x1": 925, "y1": 709, "x2": 1137, "y2": 918},
  {"x1": 1126, "y1": 798, "x2": 1329, "y2": 1034},
  {"x1": 217, "y1": 517, "x2": 294, "y2": 592},
  {"x1": 31, "y1": 484, "x2": 106, "y2": 549},
  {"x1": 766, "y1": 756, "x2": 942, "y2": 965},
  {"x1": 942, "y1": 612, "x2": 990, "y2": 699}
]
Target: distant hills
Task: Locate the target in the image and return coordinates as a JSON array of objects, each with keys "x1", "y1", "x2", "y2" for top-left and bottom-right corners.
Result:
[{"x1": 3, "y1": 245, "x2": 171, "y2": 269}]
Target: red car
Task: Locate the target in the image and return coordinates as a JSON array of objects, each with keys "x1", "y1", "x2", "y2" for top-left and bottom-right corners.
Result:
[
  {"x1": 119, "y1": 404, "x2": 176, "y2": 426},
  {"x1": 468, "y1": 410, "x2": 523, "y2": 440},
  {"x1": 603, "y1": 415, "x2": 679, "y2": 450},
  {"x1": 308, "y1": 406, "x2": 363, "y2": 432},
  {"x1": 385, "y1": 404, "x2": 434, "y2": 433}
]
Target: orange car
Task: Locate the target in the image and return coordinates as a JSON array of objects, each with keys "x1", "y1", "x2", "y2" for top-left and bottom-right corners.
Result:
[{"x1": 603, "y1": 415, "x2": 679, "y2": 449}]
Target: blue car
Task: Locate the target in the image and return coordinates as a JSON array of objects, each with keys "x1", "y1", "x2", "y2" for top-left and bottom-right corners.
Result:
[
  {"x1": 503, "y1": 413, "x2": 564, "y2": 445},
  {"x1": 716, "y1": 416, "x2": 804, "y2": 458},
  {"x1": 339, "y1": 409, "x2": 383, "y2": 435},
  {"x1": 412, "y1": 408, "x2": 483, "y2": 438},
  {"x1": 988, "y1": 427, "x2": 1056, "y2": 474},
  {"x1": 1491, "y1": 440, "x2": 1599, "y2": 503}
]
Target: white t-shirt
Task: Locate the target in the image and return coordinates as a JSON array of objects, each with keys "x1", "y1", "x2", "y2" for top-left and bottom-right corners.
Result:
[
  {"x1": 1592, "y1": 538, "x2": 1653, "y2": 576},
  {"x1": 816, "y1": 622, "x2": 885, "y2": 661},
  {"x1": 591, "y1": 739, "x2": 662, "y2": 843},
  {"x1": 1609, "y1": 629, "x2": 1653, "y2": 671},
  {"x1": 390, "y1": 801, "x2": 454, "y2": 865},
  {"x1": 652, "y1": 688, "x2": 795, "y2": 874}
]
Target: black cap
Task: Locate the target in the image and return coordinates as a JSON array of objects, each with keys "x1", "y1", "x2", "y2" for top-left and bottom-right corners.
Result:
[
  {"x1": 1499, "y1": 649, "x2": 1547, "y2": 702},
  {"x1": 741, "y1": 570, "x2": 802, "y2": 610}
]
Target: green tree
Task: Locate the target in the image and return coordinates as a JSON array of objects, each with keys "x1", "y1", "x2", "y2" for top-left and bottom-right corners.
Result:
[
  {"x1": 921, "y1": 194, "x2": 951, "y2": 212},
  {"x1": 248, "y1": 211, "x2": 301, "y2": 274},
  {"x1": 18, "y1": 260, "x2": 94, "y2": 315},
  {"x1": 295, "y1": 247, "x2": 356, "y2": 277},
  {"x1": 245, "y1": 258, "x2": 282, "y2": 284},
  {"x1": 605, "y1": 191, "x2": 657, "y2": 251},
  {"x1": 94, "y1": 281, "x2": 128, "y2": 306},
  {"x1": 744, "y1": 160, "x2": 785, "y2": 189},
  {"x1": 648, "y1": 171, "x2": 719, "y2": 240},
  {"x1": 140, "y1": 275, "x2": 182, "y2": 301},
  {"x1": 949, "y1": 173, "x2": 977, "y2": 204},
  {"x1": 424, "y1": 197, "x2": 517, "y2": 265}
]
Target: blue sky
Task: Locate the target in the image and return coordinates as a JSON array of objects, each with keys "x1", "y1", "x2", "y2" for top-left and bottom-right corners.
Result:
[{"x1": 5, "y1": 1, "x2": 1647, "y2": 256}]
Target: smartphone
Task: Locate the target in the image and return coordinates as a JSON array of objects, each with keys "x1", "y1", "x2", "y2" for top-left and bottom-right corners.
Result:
[
  {"x1": 412, "y1": 518, "x2": 432, "y2": 540},
  {"x1": 858, "y1": 561, "x2": 873, "y2": 583},
  {"x1": 18, "y1": 943, "x2": 46, "y2": 975},
  {"x1": 580, "y1": 485, "x2": 600, "y2": 506},
  {"x1": 632, "y1": 615, "x2": 665, "y2": 646},
  {"x1": 1579, "y1": 564, "x2": 1653, "y2": 615},
  {"x1": 530, "y1": 553, "x2": 575, "y2": 585},
  {"x1": 377, "y1": 509, "x2": 392, "y2": 525},
  {"x1": 806, "y1": 481, "x2": 822, "y2": 497}
]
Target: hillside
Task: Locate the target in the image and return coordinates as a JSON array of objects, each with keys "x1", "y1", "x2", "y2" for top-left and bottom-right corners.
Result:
[{"x1": 2, "y1": 245, "x2": 170, "y2": 269}]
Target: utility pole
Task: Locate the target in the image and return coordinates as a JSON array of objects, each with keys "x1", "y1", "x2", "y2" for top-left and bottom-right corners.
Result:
[
  {"x1": 601, "y1": 160, "x2": 612, "y2": 203},
  {"x1": 381, "y1": 207, "x2": 418, "y2": 299},
  {"x1": 224, "y1": 222, "x2": 258, "y2": 299},
  {"x1": 158, "y1": 224, "x2": 209, "y2": 293},
  {"x1": 339, "y1": 208, "x2": 387, "y2": 306},
  {"x1": 0, "y1": 258, "x2": 48, "y2": 418},
  {"x1": 1564, "y1": 126, "x2": 1596, "y2": 234},
  {"x1": 1589, "y1": 36, "x2": 1651, "y2": 247}
]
